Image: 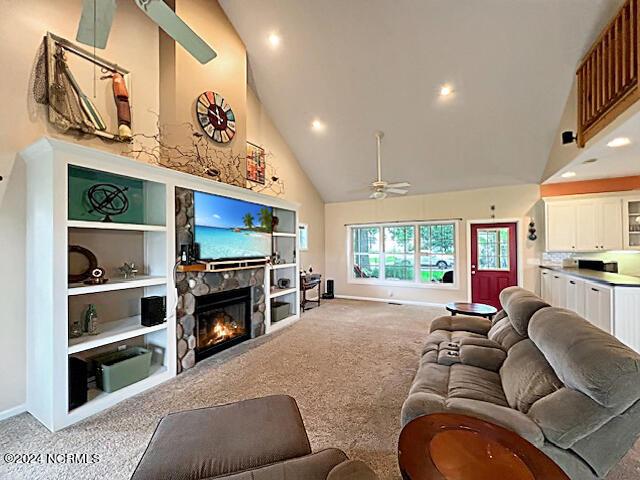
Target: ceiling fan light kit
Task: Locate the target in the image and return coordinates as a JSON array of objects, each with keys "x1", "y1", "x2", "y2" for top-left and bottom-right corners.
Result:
[{"x1": 368, "y1": 131, "x2": 411, "y2": 200}]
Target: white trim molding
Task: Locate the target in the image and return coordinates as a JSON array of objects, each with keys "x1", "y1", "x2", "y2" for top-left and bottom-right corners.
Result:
[
  {"x1": 335, "y1": 294, "x2": 446, "y2": 308},
  {"x1": 0, "y1": 404, "x2": 26, "y2": 422}
]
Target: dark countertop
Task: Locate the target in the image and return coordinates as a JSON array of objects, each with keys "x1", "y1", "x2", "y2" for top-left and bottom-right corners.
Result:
[{"x1": 540, "y1": 265, "x2": 640, "y2": 287}]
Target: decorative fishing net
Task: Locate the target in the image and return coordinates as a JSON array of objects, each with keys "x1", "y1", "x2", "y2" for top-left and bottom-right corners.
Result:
[{"x1": 32, "y1": 39, "x2": 94, "y2": 133}]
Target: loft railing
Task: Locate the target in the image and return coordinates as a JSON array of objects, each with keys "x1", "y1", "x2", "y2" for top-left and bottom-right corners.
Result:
[{"x1": 577, "y1": 0, "x2": 639, "y2": 147}]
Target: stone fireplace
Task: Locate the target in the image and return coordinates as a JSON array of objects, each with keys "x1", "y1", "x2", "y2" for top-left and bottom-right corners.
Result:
[{"x1": 175, "y1": 268, "x2": 266, "y2": 373}]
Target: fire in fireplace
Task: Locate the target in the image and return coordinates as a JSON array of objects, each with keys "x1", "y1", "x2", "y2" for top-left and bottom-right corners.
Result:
[{"x1": 194, "y1": 287, "x2": 252, "y2": 362}]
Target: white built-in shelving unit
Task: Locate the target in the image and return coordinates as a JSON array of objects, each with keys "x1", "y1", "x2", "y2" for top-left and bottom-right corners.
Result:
[{"x1": 22, "y1": 137, "x2": 300, "y2": 431}]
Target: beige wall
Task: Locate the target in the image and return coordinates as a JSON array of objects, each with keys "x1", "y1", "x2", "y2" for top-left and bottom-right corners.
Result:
[
  {"x1": 246, "y1": 89, "x2": 325, "y2": 272},
  {"x1": 0, "y1": 0, "x2": 160, "y2": 414},
  {"x1": 324, "y1": 184, "x2": 542, "y2": 305}
]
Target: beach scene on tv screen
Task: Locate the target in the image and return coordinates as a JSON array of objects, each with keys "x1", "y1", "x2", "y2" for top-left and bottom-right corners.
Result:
[{"x1": 194, "y1": 191, "x2": 272, "y2": 260}]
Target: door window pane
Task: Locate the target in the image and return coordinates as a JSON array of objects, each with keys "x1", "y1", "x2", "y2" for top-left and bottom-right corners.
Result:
[
  {"x1": 419, "y1": 223, "x2": 455, "y2": 283},
  {"x1": 477, "y1": 227, "x2": 510, "y2": 271}
]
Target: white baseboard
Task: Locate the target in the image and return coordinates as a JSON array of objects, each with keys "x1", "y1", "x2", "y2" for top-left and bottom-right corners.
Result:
[
  {"x1": 0, "y1": 404, "x2": 26, "y2": 422},
  {"x1": 334, "y1": 294, "x2": 446, "y2": 308}
]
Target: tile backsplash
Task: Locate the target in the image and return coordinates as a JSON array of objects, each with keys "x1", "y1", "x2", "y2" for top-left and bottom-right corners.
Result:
[{"x1": 542, "y1": 251, "x2": 640, "y2": 276}]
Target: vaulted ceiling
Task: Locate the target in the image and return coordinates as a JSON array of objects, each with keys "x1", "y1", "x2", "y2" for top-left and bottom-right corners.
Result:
[{"x1": 220, "y1": 0, "x2": 621, "y2": 202}]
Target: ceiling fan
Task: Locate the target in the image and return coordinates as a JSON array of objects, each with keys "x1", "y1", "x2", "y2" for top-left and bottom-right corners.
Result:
[
  {"x1": 76, "y1": 0, "x2": 217, "y2": 64},
  {"x1": 368, "y1": 131, "x2": 411, "y2": 200}
]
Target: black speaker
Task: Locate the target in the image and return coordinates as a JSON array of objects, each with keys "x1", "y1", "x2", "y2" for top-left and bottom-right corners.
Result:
[
  {"x1": 68, "y1": 356, "x2": 88, "y2": 410},
  {"x1": 141, "y1": 296, "x2": 166, "y2": 327},
  {"x1": 322, "y1": 279, "x2": 334, "y2": 299}
]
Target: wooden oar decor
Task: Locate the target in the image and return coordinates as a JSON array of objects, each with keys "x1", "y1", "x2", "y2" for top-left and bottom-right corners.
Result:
[{"x1": 111, "y1": 73, "x2": 132, "y2": 139}]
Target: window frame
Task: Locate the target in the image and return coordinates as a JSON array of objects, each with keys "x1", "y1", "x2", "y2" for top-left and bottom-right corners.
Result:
[
  {"x1": 348, "y1": 220, "x2": 459, "y2": 289},
  {"x1": 476, "y1": 227, "x2": 511, "y2": 271}
]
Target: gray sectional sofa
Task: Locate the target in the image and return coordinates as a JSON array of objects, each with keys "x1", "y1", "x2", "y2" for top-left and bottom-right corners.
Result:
[{"x1": 401, "y1": 287, "x2": 640, "y2": 479}]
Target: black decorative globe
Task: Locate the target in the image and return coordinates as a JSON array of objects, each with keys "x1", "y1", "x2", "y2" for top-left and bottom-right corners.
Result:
[{"x1": 87, "y1": 183, "x2": 129, "y2": 222}]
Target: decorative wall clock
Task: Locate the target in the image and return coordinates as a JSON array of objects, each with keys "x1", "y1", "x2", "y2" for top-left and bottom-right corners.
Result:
[{"x1": 196, "y1": 91, "x2": 236, "y2": 144}]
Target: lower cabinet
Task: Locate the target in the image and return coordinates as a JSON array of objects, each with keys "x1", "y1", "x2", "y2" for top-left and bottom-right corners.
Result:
[
  {"x1": 539, "y1": 270, "x2": 636, "y2": 345},
  {"x1": 565, "y1": 277, "x2": 585, "y2": 317},
  {"x1": 583, "y1": 281, "x2": 613, "y2": 333}
]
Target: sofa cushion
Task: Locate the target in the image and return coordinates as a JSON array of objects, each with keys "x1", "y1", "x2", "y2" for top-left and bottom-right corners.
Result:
[
  {"x1": 529, "y1": 307, "x2": 640, "y2": 410},
  {"x1": 216, "y1": 449, "x2": 349, "y2": 480},
  {"x1": 408, "y1": 360, "x2": 450, "y2": 397},
  {"x1": 429, "y1": 315, "x2": 492, "y2": 335},
  {"x1": 500, "y1": 287, "x2": 549, "y2": 336},
  {"x1": 500, "y1": 339, "x2": 563, "y2": 414},
  {"x1": 487, "y1": 317, "x2": 526, "y2": 351},
  {"x1": 448, "y1": 364, "x2": 508, "y2": 407}
]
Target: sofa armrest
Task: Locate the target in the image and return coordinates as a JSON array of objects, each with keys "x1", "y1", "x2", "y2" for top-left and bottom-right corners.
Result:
[
  {"x1": 131, "y1": 395, "x2": 312, "y2": 480},
  {"x1": 459, "y1": 344, "x2": 507, "y2": 372},
  {"x1": 328, "y1": 460, "x2": 379, "y2": 480},
  {"x1": 429, "y1": 315, "x2": 492, "y2": 335}
]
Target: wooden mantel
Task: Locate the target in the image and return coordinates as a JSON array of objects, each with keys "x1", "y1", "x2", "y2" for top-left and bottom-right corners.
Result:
[{"x1": 577, "y1": 0, "x2": 640, "y2": 147}]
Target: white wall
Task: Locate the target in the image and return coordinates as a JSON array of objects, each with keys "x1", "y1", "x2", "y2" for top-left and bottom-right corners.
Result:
[{"x1": 324, "y1": 184, "x2": 542, "y2": 305}]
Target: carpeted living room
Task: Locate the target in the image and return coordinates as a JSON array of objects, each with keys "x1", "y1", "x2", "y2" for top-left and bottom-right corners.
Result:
[{"x1": 4, "y1": 1, "x2": 640, "y2": 480}]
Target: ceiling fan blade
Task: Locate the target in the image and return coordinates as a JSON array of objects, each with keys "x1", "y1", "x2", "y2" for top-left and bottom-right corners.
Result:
[
  {"x1": 385, "y1": 182, "x2": 411, "y2": 189},
  {"x1": 76, "y1": 0, "x2": 117, "y2": 49},
  {"x1": 386, "y1": 188, "x2": 408, "y2": 195},
  {"x1": 135, "y1": 0, "x2": 217, "y2": 64}
]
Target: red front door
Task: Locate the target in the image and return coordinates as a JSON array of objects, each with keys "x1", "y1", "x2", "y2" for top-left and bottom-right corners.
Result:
[{"x1": 471, "y1": 222, "x2": 518, "y2": 309}]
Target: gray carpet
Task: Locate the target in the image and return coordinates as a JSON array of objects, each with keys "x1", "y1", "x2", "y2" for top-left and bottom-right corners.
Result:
[{"x1": 1, "y1": 299, "x2": 639, "y2": 480}]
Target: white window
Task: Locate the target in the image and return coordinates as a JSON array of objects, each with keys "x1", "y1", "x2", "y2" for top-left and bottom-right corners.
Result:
[{"x1": 349, "y1": 221, "x2": 457, "y2": 287}]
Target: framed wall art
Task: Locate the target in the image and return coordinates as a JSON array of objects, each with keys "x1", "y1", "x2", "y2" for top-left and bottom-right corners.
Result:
[{"x1": 246, "y1": 141, "x2": 266, "y2": 184}]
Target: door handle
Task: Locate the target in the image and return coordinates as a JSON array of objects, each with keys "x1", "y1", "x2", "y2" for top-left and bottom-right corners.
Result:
[
  {"x1": 591, "y1": 288, "x2": 599, "y2": 292},
  {"x1": 569, "y1": 280, "x2": 576, "y2": 285}
]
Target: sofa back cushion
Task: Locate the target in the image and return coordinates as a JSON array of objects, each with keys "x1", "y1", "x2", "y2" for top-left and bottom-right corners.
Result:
[
  {"x1": 487, "y1": 317, "x2": 526, "y2": 351},
  {"x1": 529, "y1": 307, "x2": 640, "y2": 411},
  {"x1": 500, "y1": 339, "x2": 563, "y2": 413},
  {"x1": 500, "y1": 287, "x2": 549, "y2": 336}
]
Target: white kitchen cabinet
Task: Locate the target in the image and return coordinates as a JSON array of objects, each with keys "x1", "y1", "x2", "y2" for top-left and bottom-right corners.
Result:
[
  {"x1": 583, "y1": 281, "x2": 613, "y2": 333},
  {"x1": 565, "y1": 276, "x2": 585, "y2": 316},
  {"x1": 546, "y1": 203, "x2": 576, "y2": 251},
  {"x1": 575, "y1": 202, "x2": 598, "y2": 251},
  {"x1": 540, "y1": 269, "x2": 553, "y2": 303},
  {"x1": 550, "y1": 272, "x2": 567, "y2": 308},
  {"x1": 599, "y1": 198, "x2": 623, "y2": 250},
  {"x1": 545, "y1": 196, "x2": 622, "y2": 252},
  {"x1": 622, "y1": 197, "x2": 640, "y2": 250}
]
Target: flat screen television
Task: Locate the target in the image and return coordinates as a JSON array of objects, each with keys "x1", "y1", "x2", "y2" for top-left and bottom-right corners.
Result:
[{"x1": 193, "y1": 191, "x2": 272, "y2": 261}]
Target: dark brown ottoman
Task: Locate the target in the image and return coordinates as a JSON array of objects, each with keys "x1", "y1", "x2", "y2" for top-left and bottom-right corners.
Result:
[{"x1": 131, "y1": 395, "x2": 377, "y2": 480}]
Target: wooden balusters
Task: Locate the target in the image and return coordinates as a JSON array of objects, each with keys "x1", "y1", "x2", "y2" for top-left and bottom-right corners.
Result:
[{"x1": 577, "y1": 0, "x2": 640, "y2": 147}]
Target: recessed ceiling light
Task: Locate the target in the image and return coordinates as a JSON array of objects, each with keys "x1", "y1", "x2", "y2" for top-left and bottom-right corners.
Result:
[
  {"x1": 582, "y1": 158, "x2": 598, "y2": 164},
  {"x1": 311, "y1": 119, "x2": 324, "y2": 131},
  {"x1": 607, "y1": 137, "x2": 631, "y2": 148},
  {"x1": 439, "y1": 84, "x2": 453, "y2": 97},
  {"x1": 268, "y1": 33, "x2": 281, "y2": 47},
  {"x1": 561, "y1": 171, "x2": 577, "y2": 178}
]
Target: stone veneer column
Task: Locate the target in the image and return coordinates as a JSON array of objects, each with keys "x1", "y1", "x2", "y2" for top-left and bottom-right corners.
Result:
[{"x1": 174, "y1": 186, "x2": 266, "y2": 373}]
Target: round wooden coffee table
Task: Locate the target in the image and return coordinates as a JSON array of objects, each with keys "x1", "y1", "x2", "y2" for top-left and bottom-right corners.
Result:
[
  {"x1": 398, "y1": 413, "x2": 569, "y2": 480},
  {"x1": 445, "y1": 302, "x2": 497, "y2": 320}
]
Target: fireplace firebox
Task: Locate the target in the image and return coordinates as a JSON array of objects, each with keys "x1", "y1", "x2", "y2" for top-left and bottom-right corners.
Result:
[{"x1": 194, "y1": 287, "x2": 252, "y2": 362}]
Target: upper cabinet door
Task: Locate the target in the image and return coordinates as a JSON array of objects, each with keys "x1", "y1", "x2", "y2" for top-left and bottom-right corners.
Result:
[
  {"x1": 623, "y1": 198, "x2": 640, "y2": 250},
  {"x1": 546, "y1": 203, "x2": 576, "y2": 252},
  {"x1": 599, "y1": 199, "x2": 623, "y2": 250},
  {"x1": 575, "y1": 202, "x2": 598, "y2": 251}
]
